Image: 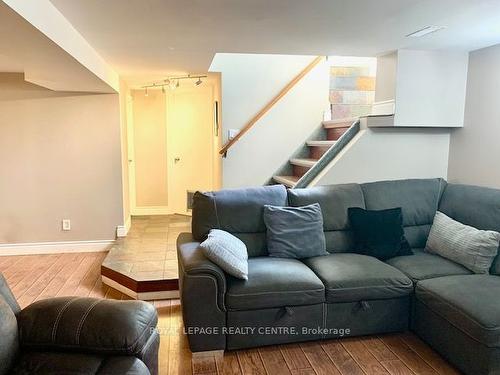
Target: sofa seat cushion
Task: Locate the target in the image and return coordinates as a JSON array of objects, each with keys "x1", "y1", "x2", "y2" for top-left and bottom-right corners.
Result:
[
  {"x1": 226, "y1": 257, "x2": 325, "y2": 310},
  {"x1": 416, "y1": 275, "x2": 500, "y2": 347},
  {"x1": 11, "y1": 352, "x2": 150, "y2": 375},
  {"x1": 386, "y1": 248, "x2": 472, "y2": 282},
  {"x1": 303, "y1": 253, "x2": 413, "y2": 303}
]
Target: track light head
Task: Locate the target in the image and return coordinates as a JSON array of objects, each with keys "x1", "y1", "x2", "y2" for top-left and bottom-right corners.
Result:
[
  {"x1": 195, "y1": 77, "x2": 203, "y2": 86},
  {"x1": 144, "y1": 87, "x2": 148, "y2": 96}
]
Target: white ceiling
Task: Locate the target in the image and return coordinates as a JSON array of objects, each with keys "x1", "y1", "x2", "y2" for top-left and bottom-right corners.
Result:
[
  {"x1": 49, "y1": 0, "x2": 500, "y2": 86},
  {"x1": 0, "y1": 2, "x2": 116, "y2": 92}
]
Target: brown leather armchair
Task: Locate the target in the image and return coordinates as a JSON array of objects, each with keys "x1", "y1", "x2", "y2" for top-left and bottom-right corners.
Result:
[{"x1": 0, "y1": 273, "x2": 159, "y2": 375}]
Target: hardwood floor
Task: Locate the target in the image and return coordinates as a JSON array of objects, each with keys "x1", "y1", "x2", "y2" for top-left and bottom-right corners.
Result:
[{"x1": 0, "y1": 252, "x2": 461, "y2": 375}]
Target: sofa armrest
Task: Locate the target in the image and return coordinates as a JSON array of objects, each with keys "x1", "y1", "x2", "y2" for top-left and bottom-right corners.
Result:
[
  {"x1": 177, "y1": 233, "x2": 226, "y2": 310},
  {"x1": 18, "y1": 297, "x2": 158, "y2": 358},
  {"x1": 177, "y1": 233, "x2": 227, "y2": 352}
]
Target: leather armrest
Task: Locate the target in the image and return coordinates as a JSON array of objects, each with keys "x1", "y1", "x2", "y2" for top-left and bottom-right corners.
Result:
[
  {"x1": 18, "y1": 297, "x2": 158, "y2": 356},
  {"x1": 177, "y1": 233, "x2": 227, "y2": 352},
  {"x1": 177, "y1": 232, "x2": 226, "y2": 311}
]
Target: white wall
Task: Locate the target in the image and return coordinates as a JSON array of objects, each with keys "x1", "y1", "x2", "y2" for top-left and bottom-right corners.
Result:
[
  {"x1": 374, "y1": 52, "x2": 397, "y2": 103},
  {"x1": 395, "y1": 50, "x2": 468, "y2": 127},
  {"x1": 315, "y1": 122, "x2": 450, "y2": 186},
  {"x1": 210, "y1": 53, "x2": 330, "y2": 188},
  {"x1": 448, "y1": 43, "x2": 500, "y2": 188}
]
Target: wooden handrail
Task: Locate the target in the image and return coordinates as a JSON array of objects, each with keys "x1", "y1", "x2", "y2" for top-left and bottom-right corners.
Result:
[{"x1": 219, "y1": 56, "x2": 325, "y2": 156}]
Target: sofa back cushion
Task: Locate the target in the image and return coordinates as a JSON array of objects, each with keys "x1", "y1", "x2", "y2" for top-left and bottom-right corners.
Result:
[
  {"x1": 361, "y1": 179, "x2": 446, "y2": 248},
  {"x1": 439, "y1": 183, "x2": 500, "y2": 275},
  {"x1": 192, "y1": 184, "x2": 288, "y2": 257},
  {"x1": 288, "y1": 184, "x2": 365, "y2": 253}
]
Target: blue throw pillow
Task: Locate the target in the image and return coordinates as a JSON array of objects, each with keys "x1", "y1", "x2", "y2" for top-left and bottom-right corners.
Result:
[{"x1": 263, "y1": 203, "x2": 328, "y2": 259}]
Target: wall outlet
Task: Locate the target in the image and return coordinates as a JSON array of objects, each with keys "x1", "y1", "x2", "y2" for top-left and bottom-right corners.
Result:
[{"x1": 62, "y1": 219, "x2": 71, "y2": 231}]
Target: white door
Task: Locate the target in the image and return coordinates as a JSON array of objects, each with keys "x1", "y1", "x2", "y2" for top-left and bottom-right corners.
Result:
[{"x1": 166, "y1": 85, "x2": 214, "y2": 215}]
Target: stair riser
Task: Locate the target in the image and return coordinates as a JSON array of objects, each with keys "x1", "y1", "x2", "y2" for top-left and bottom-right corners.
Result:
[
  {"x1": 292, "y1": 165, "x2": 310, "y2": 178},
  {"x1": 309, "y1": 146, "x2": 331, "y2": 159},
  {"x1": 327, "y1": 127, "x2": 348, "y2": 141}
]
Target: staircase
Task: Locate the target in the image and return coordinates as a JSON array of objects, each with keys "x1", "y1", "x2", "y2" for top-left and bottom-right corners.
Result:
[{"x1": 272, "y1": 118, "x2": 360, "y2": 188}]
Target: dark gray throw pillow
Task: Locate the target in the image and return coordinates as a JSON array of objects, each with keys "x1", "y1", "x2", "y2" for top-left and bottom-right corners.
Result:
[
  {"x1": 348, "y1": 207, "x2": 413, "y2": 261},
  {"x1": 263, "y1": 203, "x2": 328, "y2": 259}
]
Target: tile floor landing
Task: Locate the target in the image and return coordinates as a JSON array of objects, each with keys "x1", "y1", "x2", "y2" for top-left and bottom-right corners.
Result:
[{"x1": 101, "y1": 215, "x2": 191, "y2": 300}]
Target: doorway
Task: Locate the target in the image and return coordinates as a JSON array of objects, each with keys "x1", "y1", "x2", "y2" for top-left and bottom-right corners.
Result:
[{"x1": 127, "y1": 76, "x2": 221, "y2": 216}]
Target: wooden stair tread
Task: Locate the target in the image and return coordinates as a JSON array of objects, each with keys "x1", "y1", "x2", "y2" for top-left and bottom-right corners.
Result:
[
  {"x1": 322, "y1": 118, "x2": 357, "y2": 129},
  {"x1": 289, "y1": 158, "x2": 318, "y2": 167},
  {"x1": 273, "y1": 175, "x2": 299, "y2": 187},
  {"x1": 306, "y1": 140, "x2": 336, "y2": 147}
]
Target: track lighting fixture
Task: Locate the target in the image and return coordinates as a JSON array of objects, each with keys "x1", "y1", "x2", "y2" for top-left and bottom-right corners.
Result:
[{"x1": 142, "y1": 74, "x2": 207, "y2": 93}]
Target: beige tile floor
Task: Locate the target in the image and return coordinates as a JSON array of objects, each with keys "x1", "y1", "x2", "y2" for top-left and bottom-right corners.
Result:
[{"x1": 102, "y1": 215, "x2": 191, "y2": 282}]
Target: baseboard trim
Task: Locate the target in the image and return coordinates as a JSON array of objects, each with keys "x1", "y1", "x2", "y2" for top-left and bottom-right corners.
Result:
[
  {"x1": 131, "y1": 206, "x2": 171, "y2": 216},
  {"x1": 0, "y1": 240, "x2": 114, "y2": 256},
  {"x1": 116, "y1": 216, "x2": 131, "y2": 237}
]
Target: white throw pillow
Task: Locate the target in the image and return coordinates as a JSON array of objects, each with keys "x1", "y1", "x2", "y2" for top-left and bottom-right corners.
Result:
[
  {"x1": 426, "y1": 211, "x2": 500, "y2": 274},
  {"x1": 200, "y1": 229, "x2": 249, "y2": 280}
]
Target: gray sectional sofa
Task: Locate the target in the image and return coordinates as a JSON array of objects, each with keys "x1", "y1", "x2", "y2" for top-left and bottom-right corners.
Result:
[{"x1": 177, "y1": 178, "x2": 500, "y2": 375}]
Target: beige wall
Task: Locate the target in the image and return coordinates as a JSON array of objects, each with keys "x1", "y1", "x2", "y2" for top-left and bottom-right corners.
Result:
[
  {"x1": 0, "y1": 74, "x2": 124, "y2": 243},
  {"x1": 132, "y1": 90, "x2": 168, "y2": 207},
  {"x1": 448, "y1": 44, "x2": 500, "y2": 188}
]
